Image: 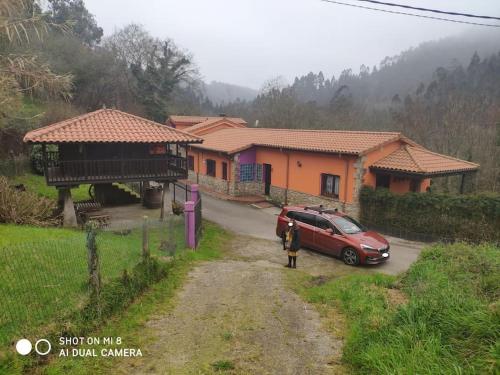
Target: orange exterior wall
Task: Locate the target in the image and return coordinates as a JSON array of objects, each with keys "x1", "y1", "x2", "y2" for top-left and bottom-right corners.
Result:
[
  {"x1": 362, "y1": 140, "x2": 406, "y2": 188},
  {"x1": 255, "y1": 148, "x2": 358, "y2": 204},
  {"x1": 362, "y1": 139, "x2": 432, "y2": 194},
  {"x1": 188, "y1": 148, "x2": 231, "y2": 180}
]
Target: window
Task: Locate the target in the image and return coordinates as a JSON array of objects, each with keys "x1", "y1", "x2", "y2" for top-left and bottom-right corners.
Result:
[
  {"x1": 315, "y1": 217, "x2": 333, "y2": 230},
  {"x1": 293, "y1": 212, "x2": 316, "y2": 226},
  {"x1": 188, "y1": 155, "x2": 194, "y2": 171},
  {"x1": 410, "y1": 179, "x2": 420, "y2": 192},
  {"x1": 240, "y1": 164, "x2": 255, "y2": 182},
  {"x1": 376, "y1": 174, "x2": 390, "y2": 189},
  {"x1": 286, "y1": 211, "x2": 296, "y2": 219},
  {"x1": 222, "y1": 162, "x2": 228, "y2": 180},
  {"x1": 321, "y1": 174, "x2": 340, "y2": 198},
  {"x1": 206, "y1": 159, "x2": 216, "y2": 177}
]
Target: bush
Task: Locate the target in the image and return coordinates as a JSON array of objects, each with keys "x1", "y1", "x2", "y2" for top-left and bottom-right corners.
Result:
[
  {"x1": 359, "y1": 186, "x2": 500, "y2": 243},
  {"x1": 0, "y1": 176, "x2": 57, "y2": 225},
  {"x1": 0, "y1": 156, "x2": 29, "y2": 177}
]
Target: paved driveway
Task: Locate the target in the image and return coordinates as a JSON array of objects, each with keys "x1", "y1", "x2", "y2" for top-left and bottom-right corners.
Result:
[{"x1": 172, "y1": 186, "x2": 426, "y2": 275}]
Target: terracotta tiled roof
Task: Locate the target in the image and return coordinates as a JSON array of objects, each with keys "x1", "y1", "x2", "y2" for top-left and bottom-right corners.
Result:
[
  {"x1": 187, "y1": 118, "x2": 246, "y2": 135},
  {"x1": 24, "y1": 109, "x2": 203, "y2": 144},
  {"x1": 371, "y1": 145, "x2": 479, "y2": 175},
  {"x1": 192, "y1": 128, "x2": 406, "y2": 155},
  {"x1": 168, "y1": 115, "x2": 247, "y2": 127}
]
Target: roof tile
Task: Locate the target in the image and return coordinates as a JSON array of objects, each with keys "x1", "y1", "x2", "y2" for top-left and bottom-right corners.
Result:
[
  {"x1": 371, "y1": 145, "x2": 479, "y2": 175},
  {"x1": 24, "y1": 109, "x2": 202, "y2": 144},
  {"x1": 193, "y1": 128, "x2": 403, "y2": 155}
]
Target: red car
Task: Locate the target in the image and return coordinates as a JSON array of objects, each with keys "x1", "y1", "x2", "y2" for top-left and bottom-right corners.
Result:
[{"x1": 276, "y1": 205, "x2": 390, "y2": 265}]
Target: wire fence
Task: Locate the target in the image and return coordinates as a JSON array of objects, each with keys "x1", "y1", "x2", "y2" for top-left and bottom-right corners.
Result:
[{"x1": 0, "y1": 215, "x2": 185, "y2": 348}]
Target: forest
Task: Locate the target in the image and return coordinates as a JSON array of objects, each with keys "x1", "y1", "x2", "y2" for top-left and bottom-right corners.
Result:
[{"x1": 1, "y1": 0, "x2": 499, "y2": 193}]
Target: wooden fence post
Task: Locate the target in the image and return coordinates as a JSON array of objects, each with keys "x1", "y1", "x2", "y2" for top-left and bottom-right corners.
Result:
[
  {"x1": 142, "y1": 215, "x2": 150, "y2": 259},
  {"x1": 86, "y1": 221, "x2": 101, "y2": 313}
]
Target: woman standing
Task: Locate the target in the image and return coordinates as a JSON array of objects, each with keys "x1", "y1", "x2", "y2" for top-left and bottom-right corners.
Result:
[{"x1": 285, "y1": 220, "x2": 301, "y2": 268}]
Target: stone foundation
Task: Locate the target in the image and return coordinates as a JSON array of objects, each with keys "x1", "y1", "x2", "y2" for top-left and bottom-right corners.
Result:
[
  {"x1": 268, "y1": 185, "x2": 360, "y2": 219},
  {"x1": 188, "y1": 171, "x2": 234, "y2": 195},
  {"x1": 235, "y1": 181, "x2": 264, "y2": 196}
]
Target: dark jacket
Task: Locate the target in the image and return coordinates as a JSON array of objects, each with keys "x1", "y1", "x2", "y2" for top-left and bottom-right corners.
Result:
[{"x1": 289, "y1": 228, "x2": 301, "y2": 251}]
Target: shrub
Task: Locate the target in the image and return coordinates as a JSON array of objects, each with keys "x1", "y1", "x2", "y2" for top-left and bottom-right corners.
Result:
[
  {"x1": 359, "y1": 186, "x2": 500, "y2": 243},
  {"x1": 0, "y1": 176, "x2": 57, "y2": 225}
]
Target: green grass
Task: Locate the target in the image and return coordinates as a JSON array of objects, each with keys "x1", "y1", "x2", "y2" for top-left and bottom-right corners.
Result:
[
  {"x1": 11, "y1": 173, "x2": 91, "y2": 202},
  {"x1": 291, "y1": 243, "x2": 500, "y2": 374},
  {"x1": 33, "y1": 222, "x2": 228, "y2": 375},
  {"x1": 211, "y1": 360, "x2": 235, "y2": 371},
  {"x1": 0, "y1": 218, "x2": 185, "y2": 351}
]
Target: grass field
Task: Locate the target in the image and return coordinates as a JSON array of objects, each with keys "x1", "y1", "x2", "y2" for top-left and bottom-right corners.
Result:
[
  {"x1": 0, "y1": 218, "x2": 185, "y2": 351},
  {"x1": 290, "y1": 242, "x2": 500, "y2": 374},
  {"x1": 11, "y1": 173, "x2": 91, "y2": 201}
]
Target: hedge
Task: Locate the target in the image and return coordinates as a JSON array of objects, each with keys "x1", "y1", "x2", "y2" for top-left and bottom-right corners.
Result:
[{"x1": 359, "y1": 186, "x2": 500, "y2": 243}]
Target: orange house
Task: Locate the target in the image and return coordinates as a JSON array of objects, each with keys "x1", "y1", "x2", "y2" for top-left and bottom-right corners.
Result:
[{"x1": 167, "y1": 116, "x2": 479, "y2": 218}]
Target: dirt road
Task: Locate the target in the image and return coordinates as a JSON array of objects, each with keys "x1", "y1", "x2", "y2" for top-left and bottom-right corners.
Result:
[{"x1": 117, "y1": 236, "x2": 344, "y2": 374}]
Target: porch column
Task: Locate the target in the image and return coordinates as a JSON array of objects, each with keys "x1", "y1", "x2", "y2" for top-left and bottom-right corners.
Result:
[{"x1": 60, "y1": 188, "x2": 77, "y2": 227}]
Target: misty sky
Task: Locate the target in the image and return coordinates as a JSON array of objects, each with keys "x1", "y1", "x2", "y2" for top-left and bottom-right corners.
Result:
[{"x1": 84, "y1": 0, "x2": 500, "y2": 89}]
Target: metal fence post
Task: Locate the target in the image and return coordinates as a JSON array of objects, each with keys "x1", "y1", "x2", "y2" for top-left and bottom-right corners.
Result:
[
  {"x1": 190, "y1": 184, "x2": 199, "y2": 202},
  {"x1": 184, "y1": 201, "x2": 196, "y2": 249},
  {"x1": 86, "y1": 222, "x2": 101, "y2": 311},
  {"x1": 142, "y1": 215, "x2": 150, "y2": 258}
]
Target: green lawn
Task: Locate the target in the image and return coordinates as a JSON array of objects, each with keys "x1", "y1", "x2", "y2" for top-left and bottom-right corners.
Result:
[
  {"x1": 11, "y1": 173, "x2": 91, "y2": 202},
  {"x1": 290, "y1": 242, "x2": 500, "y2": 374},
  {"x1": 0, "y1": 218, "x2": 185, "y2": 352}
]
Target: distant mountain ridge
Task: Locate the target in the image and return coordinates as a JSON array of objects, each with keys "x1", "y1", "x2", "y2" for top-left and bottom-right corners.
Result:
[{"x1": 202, "y1": 81, "x2": 258, "y2": 105}]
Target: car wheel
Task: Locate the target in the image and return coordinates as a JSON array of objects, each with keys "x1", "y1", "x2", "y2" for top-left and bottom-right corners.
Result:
[{"x1": 342, "y1": 247, "x2": 360, "y2": 266}]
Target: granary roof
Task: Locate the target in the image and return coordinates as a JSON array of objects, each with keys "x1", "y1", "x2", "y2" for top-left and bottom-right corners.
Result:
[{"x1": 24, "y1": 109, "x2": 203, "y2": 144}]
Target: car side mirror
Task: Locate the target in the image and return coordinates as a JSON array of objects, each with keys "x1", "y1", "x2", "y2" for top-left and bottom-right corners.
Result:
[{"x1": 325, "y1": 228, "x2": 334, "y2": 235}]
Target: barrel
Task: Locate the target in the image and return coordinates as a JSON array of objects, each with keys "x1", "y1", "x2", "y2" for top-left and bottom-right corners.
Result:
[{"x1": 143, "y1": 186, "x2": 163, "y2": 209}]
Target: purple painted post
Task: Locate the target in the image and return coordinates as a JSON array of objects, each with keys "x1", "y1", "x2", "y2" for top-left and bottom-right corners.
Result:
[
  {"x1": 184, "y1": 201, "x2": 196, "y2": 249},
  {"x1": 190, "y1": 184, "x2": 199, "y2": 202}
]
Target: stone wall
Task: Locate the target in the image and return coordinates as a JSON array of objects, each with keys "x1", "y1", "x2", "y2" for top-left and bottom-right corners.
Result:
[
  {"x1": 188, "y1": 170, "x2": 234, "y2": 195},
  {"x1": 235, "y1": 181, "x2": 264, "y2": 196},
  {"x1": 268, "y1": 185, "x2": 360, "y2": 218}
]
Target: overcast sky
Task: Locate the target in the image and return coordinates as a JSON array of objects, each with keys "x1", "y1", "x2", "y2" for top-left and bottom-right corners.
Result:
[{"x1": 84, "y1": 0, "x2": 500, "y2": 89}]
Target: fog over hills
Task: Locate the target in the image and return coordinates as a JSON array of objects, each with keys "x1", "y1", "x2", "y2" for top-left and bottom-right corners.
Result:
[{"x1": 202, "y1": 81, "x2": 259, "y2": 105}]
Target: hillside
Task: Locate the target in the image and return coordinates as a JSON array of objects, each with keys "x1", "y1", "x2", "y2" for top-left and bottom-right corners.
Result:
[{"x1": 202, "y1": 81, "x2": 258, "y2": 105}]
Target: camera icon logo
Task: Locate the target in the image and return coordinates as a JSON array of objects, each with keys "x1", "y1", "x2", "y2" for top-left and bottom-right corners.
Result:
[{"x1": 16, "y1": 339, "x2": 51, "y2": 356}]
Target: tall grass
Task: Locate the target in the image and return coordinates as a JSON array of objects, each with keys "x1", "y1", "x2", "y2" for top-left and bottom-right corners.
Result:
[{"x1": 300, "y1": 243, "x2": 499, "y2": 374}]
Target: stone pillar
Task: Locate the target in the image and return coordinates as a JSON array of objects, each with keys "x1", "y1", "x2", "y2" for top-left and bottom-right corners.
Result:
[
  {"x1": 184, "y1": 201, "x2": 196, "y2": 249},
  {"x1": 61, "y1": 188, "x2": 77, "y2": 227},
  {"x1": 160, "y1": 182, "x2": 172, "y2": 220}
]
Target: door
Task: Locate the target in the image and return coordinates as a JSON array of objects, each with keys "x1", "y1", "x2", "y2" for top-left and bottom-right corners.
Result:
[
  {"x1": 263, "y1": 163, "x2": 272, "y2": 195},
  {"x1": 292, "y1": 212, "x2": 316, "y2": 248},
  {"x1": 313, "y1": 217, "x2": 345, "y2": 256},
  {"x1": 222, "y1": 162, "x2": 228, "y2": 180}
]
